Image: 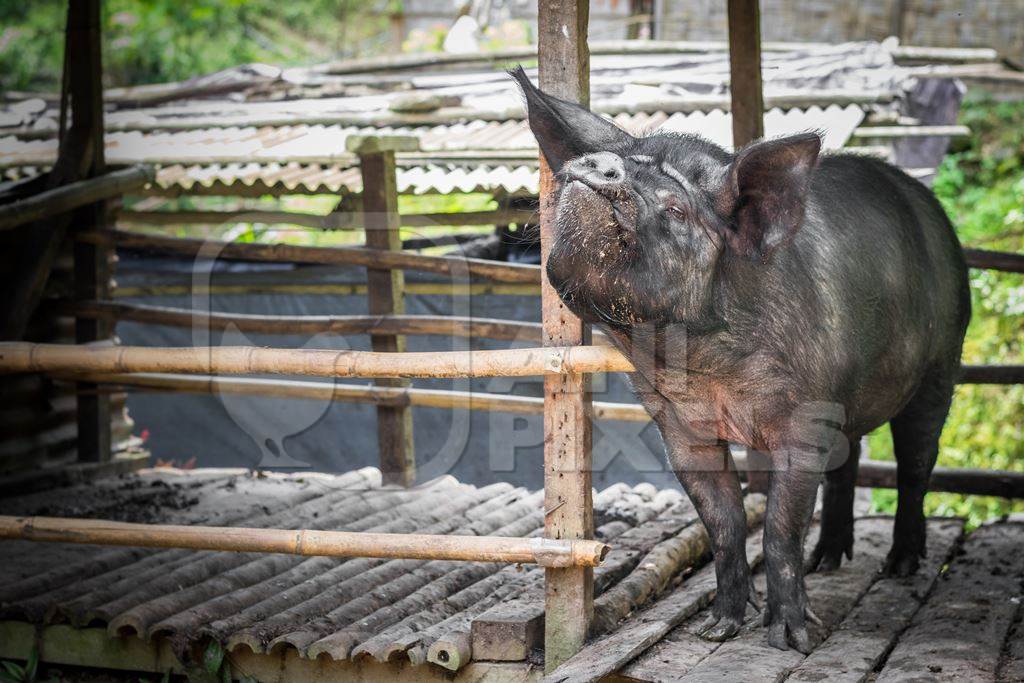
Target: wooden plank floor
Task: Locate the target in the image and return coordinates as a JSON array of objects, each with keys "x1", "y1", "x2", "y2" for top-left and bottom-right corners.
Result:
[{"x1": 602, "y1": 516, "x2": 1024, "y2": 682}]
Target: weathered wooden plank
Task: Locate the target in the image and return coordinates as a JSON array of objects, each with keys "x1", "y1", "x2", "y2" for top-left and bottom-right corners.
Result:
[
  {"x1": 537, "y1": 0, "x2": 593, "y2": 671},
  {"x1": 359, "y1": 147, "x2": 415, "y2": 487},
  {"x1": 876, "y1": 522, "x2": 1024, "y2": 682},
  {"x1": 788, "y1": 518, "x2": 965, "y2": 683},
  {"x1": 726, "y1": 0, "x2": 764, "y2": 147},
  {"x1": 542, "y1": 527, "x2": 765, "y2": 683},
  {"x1": 472, "y1": 496, "x2": 697, "y2": 662},
  {"x1": 675, "y1": 517, "x2": 892, "y2": 680},
  {"x1": 592, "y1": 495, "x2": 765, "y2": 637}
]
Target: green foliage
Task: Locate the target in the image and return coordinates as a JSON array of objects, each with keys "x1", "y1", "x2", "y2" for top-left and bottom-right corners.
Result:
[
  {"x1": 869, "y1": 98, "x2": 1024, "y2": 528},
  {"x1": 0, "y1": 0, "x2": 391, "y2": 92},
  {"x1": 0, "y1": 648, "x2": 45, "y2": 683}
]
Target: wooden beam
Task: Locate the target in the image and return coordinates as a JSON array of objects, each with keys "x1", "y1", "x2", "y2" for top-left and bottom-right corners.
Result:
[
  {"x1": 358, "y1": 142, "x2": 416, "y2": 487},
  {"x1": 0, "y1": 0, "x2": 105, "y2": 340},
  {"x1": 57, "y1": 300, "x2": 546, "y2": 342},
  {"x1": 58, "y1": 371, "x2": 651, "y2": 422},
  {"x1": 118, "y1": 207, "x2": 536, "y2": 231},
  {"x1": 70, "y1": 7, "x2": 113, "y2": 464},
  {"x1": 89, "y1": 229, "x2": 539, "y2": 284},
  {"x1": 963, "y1": 248, "x2": 1024, "y2": 274},
  {"x1": 0, "y1": 621, "x2": 543, "y2": 682},
  {"x1": 730, "y1": 453, "x2": 1024, "y2": 499},
  {"x1": 0, "y1": 167, "x2": 153, "y2": 232},
  {"x1": 959, "y1": 365, "x2": 1024, "y2": 384},
  {"x1": 73, "y1": 196, "x2": 112, "y2": 464},
  {"x1": 538, "y1": 0, "x2": 594, "y2": 670},
  {"x1": 727, "y1": 0, "x2": 764, "y2": 148}
]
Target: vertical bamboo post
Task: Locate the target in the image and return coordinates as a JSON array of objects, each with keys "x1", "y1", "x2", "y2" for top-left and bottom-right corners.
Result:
[
  {"x1": 350, "y1": 136, "x2": 420, "y2": 487},
  {"x1": 537, "y1": 0, "x2": 595, "y2": 670},
  {"x1": 70, "y1": 0, "x2": 112, "y2": 463},
  {"x1": 727, "y1": 0, "x2": 765, "y2": 148}
]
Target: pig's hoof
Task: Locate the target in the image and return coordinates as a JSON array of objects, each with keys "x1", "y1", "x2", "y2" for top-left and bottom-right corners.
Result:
[
  {"x1": 807, "y1": 531, "x2": 854, "y2": 573},
  {"x1": 881, "y1": 549, "x2": 920, "y2": 578},
  {"x1": 696, "y1": 613, "x2": 742, "y2": 641},
  {"x1": 766, "y1": 618, "x2": 812, "y2": 654},
  {"x1": 764, "y1": 604, "x2": 818, "y2": 653}
]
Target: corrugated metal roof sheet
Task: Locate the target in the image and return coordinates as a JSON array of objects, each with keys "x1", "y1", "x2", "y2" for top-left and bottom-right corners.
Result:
[{"x1": 0, "y1": 106, "x2": 865, "y2": 196}]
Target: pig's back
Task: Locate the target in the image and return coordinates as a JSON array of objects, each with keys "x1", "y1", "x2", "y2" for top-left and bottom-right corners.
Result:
[{"x1": 787, "y1": 155, "x2": 969, "y2": 431}]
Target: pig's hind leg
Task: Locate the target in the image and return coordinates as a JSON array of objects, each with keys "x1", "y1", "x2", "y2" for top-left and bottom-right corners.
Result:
[
  {"x1": 807, "y1": 439, "x2": 860, "y2": 572},
  {"x1": 883, "y1": 369, "x2": 955, "y2": 577}
]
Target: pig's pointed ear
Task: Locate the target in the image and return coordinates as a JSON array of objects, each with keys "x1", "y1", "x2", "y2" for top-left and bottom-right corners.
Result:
[
  {"x1": 509, "y1": 66, "x2": 632, "y2": 172},
  {"x1": 716, "y1": 132, "x2": 821, "y2": 262}
]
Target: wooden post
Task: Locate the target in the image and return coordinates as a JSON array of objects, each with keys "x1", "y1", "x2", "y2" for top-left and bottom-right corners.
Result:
[
  {"x1": 727, "y1": 0, "x2": 765, "y2": 148},
  {"x1": 350, "y1": 136, "x2": 419, "y2": 487},
  {"x1": 537, "y1": 0, "x2": 594, "y2": 670},
  {"x1": 65, "y1": 0, "x2": 111, "y2": 463}
]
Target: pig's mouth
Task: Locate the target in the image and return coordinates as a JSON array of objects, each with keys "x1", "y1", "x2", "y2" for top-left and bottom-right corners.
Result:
[
  {"x1": 556, "y1": 180, "x2": 637, "y2": 247},
  {"x1": 548, "y1": 179, "x2": 648, "y2": 327}
]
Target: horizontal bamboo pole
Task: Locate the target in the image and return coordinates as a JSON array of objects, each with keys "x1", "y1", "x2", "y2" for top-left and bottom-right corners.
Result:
[
  {"x1": 0, "y1": 342, "x2": 634, "y2": 379},
  {"x1": 0, "y1": 515, "x2": 608, "y2": 568},
  {"x1": 119, "y1": 208, "x2": 536, "y2": 230},
  {"x1": 0, "y1": 166, "x2": 154, "y2": 231},
  {"x1": 3, "y1": 341, "x2": 1015, "y2": 385},
  {"x1": 850, "y1": 124, "x2": 970, "y2": 139},
  {"x1": 83, "y1": 229, "x2": 539, "y2": 284},
  {"x1": 58, "y1": 371, "x2": 651, "y2": 422},
  {"x1": 56, "y1": 300, "x2": 546, "y2": 343}
]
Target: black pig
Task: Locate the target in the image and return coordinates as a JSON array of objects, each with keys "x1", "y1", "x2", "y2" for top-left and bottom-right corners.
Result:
[{"x1": 512, "y1": 67, "x2": 970, "y2": 653}]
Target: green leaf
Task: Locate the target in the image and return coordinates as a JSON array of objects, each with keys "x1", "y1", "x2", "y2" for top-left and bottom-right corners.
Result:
[
  {"x1": 160, "y1": 670, "x2": 171, "y2": 683},
  {"x1": 202, "y1": 641, "x2": 224, "y2": 676},
  {"x1": 220, "y1": 660, "x2": 232, "y2": 683},
  {"x1": 1, "y1": 662, "x2": 23, "y2": 680},
  {"x1": 23, "y1": 650, "x2": 37, "y2": 683},
  {"x1": 0, "y1": 672, "x2": 20, "y2": 683}
]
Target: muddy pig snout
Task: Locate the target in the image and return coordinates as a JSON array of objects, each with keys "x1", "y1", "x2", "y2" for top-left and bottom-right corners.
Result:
[{"x1": 564, "y1": 152, "x2": 627, "y2": 193}]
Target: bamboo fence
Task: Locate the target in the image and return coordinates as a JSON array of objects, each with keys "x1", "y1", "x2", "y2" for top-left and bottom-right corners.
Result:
[
  {"x1": 2, "y1": 340, "x2": 1018, "y2": 385},
  {"x1": 0, "y1": 515, "x2": 608, "y2": 568},
  {"x1": 0, "y1": 342, "x2": 634, "y2": 378}
]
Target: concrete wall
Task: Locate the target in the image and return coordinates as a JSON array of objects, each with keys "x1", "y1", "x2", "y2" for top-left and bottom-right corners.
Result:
[{"x1": 655, "y1": 0, "x2": 1024, "y2": 63}]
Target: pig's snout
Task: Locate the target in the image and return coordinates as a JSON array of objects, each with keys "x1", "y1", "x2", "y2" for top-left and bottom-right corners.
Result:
[{"x1": 564, "y1": 152, "x2": 627, "y2": 194}]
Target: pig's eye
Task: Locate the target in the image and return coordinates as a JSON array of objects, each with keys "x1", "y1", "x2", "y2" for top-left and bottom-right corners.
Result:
[{"x1": 664, "y1": 203, "x2": 687, "y2": 221}]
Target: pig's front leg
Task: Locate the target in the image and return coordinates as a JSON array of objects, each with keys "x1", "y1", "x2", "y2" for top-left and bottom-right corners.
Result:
[
  {"x1": 664, "y1": 437, "x2": 751, "y2": 640},
  {"x1": 762, "y1": 448, "x2": 821, "y2": 653}
]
